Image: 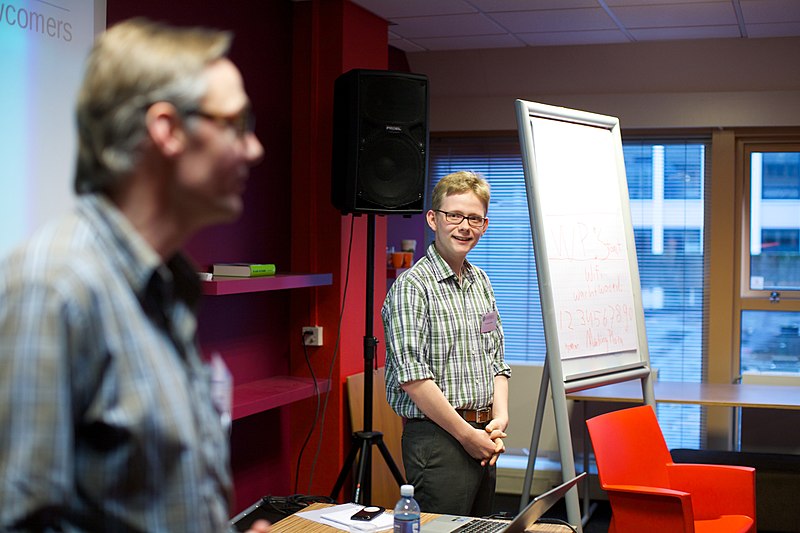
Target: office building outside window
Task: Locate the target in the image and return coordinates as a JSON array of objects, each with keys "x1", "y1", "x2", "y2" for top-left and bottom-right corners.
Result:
[{"x1": 741, "y1": 150, "x2": 800, "y2": 376}]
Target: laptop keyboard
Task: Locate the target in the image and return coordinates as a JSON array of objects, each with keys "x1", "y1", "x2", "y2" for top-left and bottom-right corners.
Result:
[{"x1": 450, "y1": 519, "x2": 508, "y2": 533}]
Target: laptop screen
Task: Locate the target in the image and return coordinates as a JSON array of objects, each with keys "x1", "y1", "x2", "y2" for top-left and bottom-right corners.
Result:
[{"x1": 421, "y1": 472, "x2": 586, "y2": 533}]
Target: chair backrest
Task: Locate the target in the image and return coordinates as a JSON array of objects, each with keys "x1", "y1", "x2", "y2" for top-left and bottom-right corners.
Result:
[{"x1": 586, "y1": 405, "x2": 674, "y2": 488}]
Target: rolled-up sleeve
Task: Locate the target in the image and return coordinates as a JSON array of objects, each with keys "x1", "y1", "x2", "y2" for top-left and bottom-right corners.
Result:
[{"x1": 383, "y1": 276, "x2": 434, "y2": 385}]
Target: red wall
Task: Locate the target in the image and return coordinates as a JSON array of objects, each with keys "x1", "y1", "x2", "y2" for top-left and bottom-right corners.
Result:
[
  {"x1": 288, "y1": 0, "x2": 390, "y2": 499},
  {"x1": 106, "y1": 0, "x2": 396, "y2": 513}
]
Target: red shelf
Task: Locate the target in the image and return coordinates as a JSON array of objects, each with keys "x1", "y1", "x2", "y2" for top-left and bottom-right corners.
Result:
[
  {"x1": 202, "y1": 272, "x2": 332, "y2": 296},
  {"x1": 233, "y1": 376, "x2": 330, "y2": 420}
]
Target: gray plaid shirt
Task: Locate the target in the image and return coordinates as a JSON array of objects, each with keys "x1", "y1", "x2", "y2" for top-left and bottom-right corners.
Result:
[
  {"x1": 382, "y1": 243, "x2": 511, "y2": 419},
  {"x1": 0, "y1": 194, "x2": 233, "y2": 532}
]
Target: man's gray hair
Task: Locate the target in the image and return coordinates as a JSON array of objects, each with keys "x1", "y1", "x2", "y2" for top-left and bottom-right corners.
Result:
[{"x1": 74, "y1": 18, "x2": 231, "y2": 193}]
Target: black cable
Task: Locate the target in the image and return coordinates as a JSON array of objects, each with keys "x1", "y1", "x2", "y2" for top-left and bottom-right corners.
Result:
[
  {"x1": 535, "y1": 518, "x2": 579, "y2": 533},
  {"x1": 483, "y1": 512, "x2": 513, "y2": 520},
  {"x1": 259, "y1": 496, "x2": 301, "y2": 517},
  {"x1": 246, "y1": 494, "x2": 336, "y2": 523},
  {"x1": 288, "y1": 494, "x2": 335, "y2": 507},
  {"x1": 293, "y1": 332, "x2": 321, "y2": 494},
  {"x1": 306, "y1": 215, "x2": 355, "y2": 493}
]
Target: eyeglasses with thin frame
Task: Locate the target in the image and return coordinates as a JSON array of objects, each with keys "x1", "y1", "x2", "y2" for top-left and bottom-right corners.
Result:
[
  {"x1": 434, "y1": 209, "x2": 487, "y2": 228},
  {"x1": 185, "y1": 105, "x2": 256, "y2": 137}
]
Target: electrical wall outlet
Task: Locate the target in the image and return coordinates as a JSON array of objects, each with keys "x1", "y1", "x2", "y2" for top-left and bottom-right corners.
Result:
[{"x1": 302, "y1": 326, "x2": 323, "y2": 346}]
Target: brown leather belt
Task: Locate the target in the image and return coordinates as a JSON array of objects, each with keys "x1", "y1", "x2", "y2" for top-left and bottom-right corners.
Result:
[{"x1": 456, "y1": 407, "x2": 493, "y2": 423}]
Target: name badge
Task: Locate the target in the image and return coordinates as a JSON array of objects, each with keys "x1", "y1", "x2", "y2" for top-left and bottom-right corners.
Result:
[
  {"x1": 210, "y1": 352, "x2": 233, "y2": 432},
  {"x1": 481, "y1": 311, "x2": 498, "y2": 333}
]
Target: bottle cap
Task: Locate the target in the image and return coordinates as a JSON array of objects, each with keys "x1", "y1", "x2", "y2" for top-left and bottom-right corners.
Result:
[{"x1": 400, "y1": 484, "x2": 414, "y2": 497}]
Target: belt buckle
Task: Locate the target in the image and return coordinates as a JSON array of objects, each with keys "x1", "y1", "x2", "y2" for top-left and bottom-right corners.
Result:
[{"x1": 475, "y1": 407, "x2": 491, "y2": 423}]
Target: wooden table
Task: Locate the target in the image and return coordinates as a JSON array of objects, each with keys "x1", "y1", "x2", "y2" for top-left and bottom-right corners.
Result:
[
  {"x1": 567, "y1": 380, "x2": 800, "y2": 450},
  {"x1": 271, "y1": 503, "x2": 574, "y2": 533},
  {"x1": 566, "y1": 380, "x2": 800, "y2": 410}
]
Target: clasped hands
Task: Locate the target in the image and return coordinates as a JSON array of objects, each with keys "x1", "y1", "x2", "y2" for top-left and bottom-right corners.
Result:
[
  {"x1": 462, "y1": 418, "x2": 507, "y2": 467},
  {"x1": 482, "y1": 418, "x2": 507, "y2": 467}
]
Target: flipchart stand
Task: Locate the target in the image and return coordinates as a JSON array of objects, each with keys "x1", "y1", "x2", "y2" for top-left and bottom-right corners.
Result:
[
  {"x1": 514, "y1": 99, "x2": 658, "y2": 531},
  {"x1": 519, "y1": 361, "x2": 655, "y2": 530}
]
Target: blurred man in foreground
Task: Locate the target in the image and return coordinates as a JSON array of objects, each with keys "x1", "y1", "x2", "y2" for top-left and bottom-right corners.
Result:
[{"x1": 0, "y1": 18, "x2": 268, "y2": 532}]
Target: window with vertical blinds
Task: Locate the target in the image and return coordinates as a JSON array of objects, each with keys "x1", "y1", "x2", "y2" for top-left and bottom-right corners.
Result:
[{"x1": 429, "y1": 134, "x2": 710, "y2": 449}]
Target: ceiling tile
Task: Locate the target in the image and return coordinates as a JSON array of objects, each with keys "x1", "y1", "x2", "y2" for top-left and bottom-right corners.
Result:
[
  {"x1": 387, "y1": 37, "x2": 429, "y2": 53},
  {"x1": 409, "y1": 34, "x2": 526, "y2": 51},
  {"x1": 390, "y1": 13, "x2": 507, "y2": 39},
  {"x1": 489, "y1": 8, "x2": 618, "y2": 33},
  {"x1": 605, "y1": 0, "x2": 730, "y2": 5},
  {"x1": 740, "y1": 0, "x2": 800, "y2": 24},
  {"x1": 614, "y1": 1, "x2": 737, "y2": 28},
  {"x1": 630, "y1": 24, "x2": 742, "y2": 41},
  {"x1": 517, "y1": 29, "x2": 630, "y2": 46},
  {"x1": 469, "y1": 0, "x2": 598, "y2": 11},
  {"x1": 351, "y1": 0, "x2": 475, "y2": 18}
]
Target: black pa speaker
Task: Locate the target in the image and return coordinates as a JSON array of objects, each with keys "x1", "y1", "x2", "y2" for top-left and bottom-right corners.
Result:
[{"x1": 331, "y1": 69, "x2": 428, "y2": 215}]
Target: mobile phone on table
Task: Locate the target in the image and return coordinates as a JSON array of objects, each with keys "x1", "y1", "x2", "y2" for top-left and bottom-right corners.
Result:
[{"x1": 351, "y1": 506, "x2": 385, "y2": 521}]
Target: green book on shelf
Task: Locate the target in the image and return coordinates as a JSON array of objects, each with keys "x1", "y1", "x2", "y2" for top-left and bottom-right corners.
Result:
[{"x1": 212, "y1": 263, "x2": 276, "y2": 277}]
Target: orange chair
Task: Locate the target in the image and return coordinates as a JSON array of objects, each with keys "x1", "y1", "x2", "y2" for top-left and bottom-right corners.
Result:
[{"x1": 586, "y1": 405, "x2": 756, "y2": 533}]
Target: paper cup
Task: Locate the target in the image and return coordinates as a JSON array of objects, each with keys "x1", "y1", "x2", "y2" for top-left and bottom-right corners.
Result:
[
  {"x1": 391, "y1": 252, "x2": 404, "y2": 268},
  {"x1": 401, "y1": 239, "x2": 417, "y2": 252}
]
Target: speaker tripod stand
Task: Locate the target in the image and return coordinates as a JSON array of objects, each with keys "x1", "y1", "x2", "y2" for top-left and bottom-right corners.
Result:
[{"x1": 330, "y1": 213, "x2": 406, "y2": 505}]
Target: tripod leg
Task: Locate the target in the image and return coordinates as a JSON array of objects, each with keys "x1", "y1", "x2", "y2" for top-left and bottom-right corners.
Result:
[
  {"x1": 375, "y1": 438, "x2": 406, "y2": 486},
  {"x1": 354, "y1": 436, "x2": 372, "y2": 504},
  {"x1": 330, "y1": 435, "x2": 361, "y2": 500}
]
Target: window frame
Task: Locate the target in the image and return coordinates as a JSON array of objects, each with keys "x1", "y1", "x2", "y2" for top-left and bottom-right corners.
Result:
[
  {"x1": 738, "y1": 139, "x2": 800, "y2": 300},
  {"x1": 734, "y1": 133, "x2": 800, "y2": 377}
]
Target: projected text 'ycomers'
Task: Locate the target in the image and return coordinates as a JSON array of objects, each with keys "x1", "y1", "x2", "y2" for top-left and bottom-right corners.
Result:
[{"x1": 0, "y1": 3, "x2": 73, "y2": 42}]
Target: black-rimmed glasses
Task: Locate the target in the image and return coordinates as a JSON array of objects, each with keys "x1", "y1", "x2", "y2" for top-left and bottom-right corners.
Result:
[
  {"x1": 185, "y1": 105, "x2": 256, "y2": 137},
  {"x1": 434, "y1": 209, "x2": 487, "y2": 228}
]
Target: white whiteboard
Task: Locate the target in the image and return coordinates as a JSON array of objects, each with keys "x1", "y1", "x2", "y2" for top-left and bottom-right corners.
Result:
[{"x1": 515, "y1": 100, "x2": 650, "y2": 384}]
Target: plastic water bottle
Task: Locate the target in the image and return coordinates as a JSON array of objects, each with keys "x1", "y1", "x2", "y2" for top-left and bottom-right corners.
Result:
[{"x1": 393, "y1": 484, "x2": 421, "y2": 533}]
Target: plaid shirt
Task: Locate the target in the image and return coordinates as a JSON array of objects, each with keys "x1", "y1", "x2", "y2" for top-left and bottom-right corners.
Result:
[
  {"x1": 0, "y1": 195, "x2": 233, "y2": 532},
  {"x1": 382, "y1": 243, "x2": 511, "y2": 419}
]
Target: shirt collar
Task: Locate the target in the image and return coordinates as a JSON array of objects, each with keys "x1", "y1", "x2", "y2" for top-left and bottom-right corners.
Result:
[
  {"x1": 425, "y1": 242, "x2": 475, "y2": 286},
  {"x1": 77, "y1": 194, "x2": 201, "y2": 311}
]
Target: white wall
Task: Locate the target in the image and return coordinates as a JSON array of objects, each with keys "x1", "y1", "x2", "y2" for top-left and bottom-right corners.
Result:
[
  {"x1": 407, "y1": 36, "x2": 800, "y2": 131},
  {"x1": 497, "y1": 364, "x2": 572, "y2": 495}
]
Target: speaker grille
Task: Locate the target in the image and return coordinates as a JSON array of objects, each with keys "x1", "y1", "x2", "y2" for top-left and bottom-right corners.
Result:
[
  {"x1": 361, "y1": 77, "x2": 426, "y2": 126},
  {"x1": 358, "y1": 134, "x2": 424, "y2": 209}
]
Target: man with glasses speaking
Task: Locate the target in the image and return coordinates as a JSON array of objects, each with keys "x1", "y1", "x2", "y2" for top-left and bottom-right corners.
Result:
[
  {"x1": 382, "y1": 171, "x2": 511, "y2": 517},
  {"x1": 0, "y1": 18, "x2": 268, "y2": 532}
]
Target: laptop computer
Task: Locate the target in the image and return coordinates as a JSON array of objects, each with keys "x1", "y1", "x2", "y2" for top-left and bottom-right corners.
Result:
[{"x1": 421, "y1": 472, "x2": 585, "y2": 533}]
